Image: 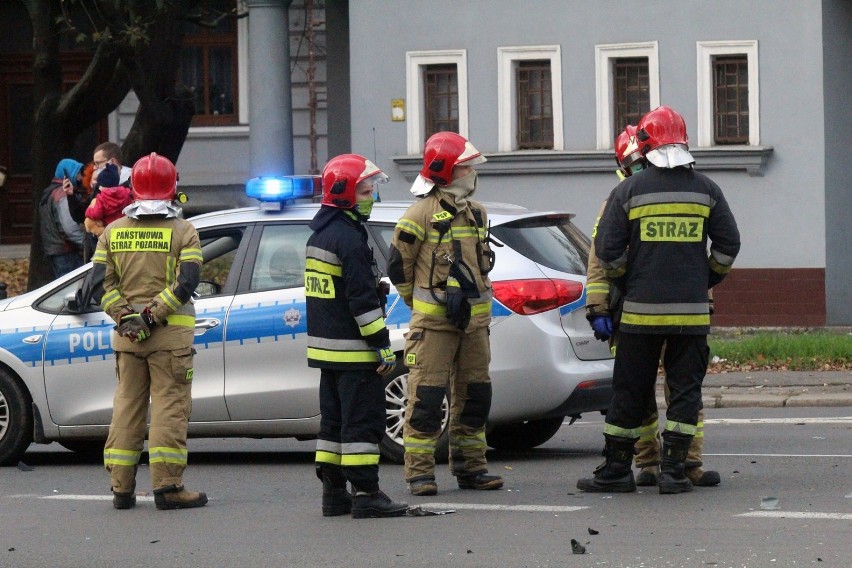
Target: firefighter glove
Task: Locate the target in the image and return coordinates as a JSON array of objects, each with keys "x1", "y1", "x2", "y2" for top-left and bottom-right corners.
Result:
[
  {"x1": 445, "y1": 287, "x2": 471, "y2": 330},
  {"x1": 375, "y1": 346, "x2": 396, "y2": 376},
  {"x1": 117, "y1": 313, "x2": 151, "y2": 343},
  {"x1": 590, "y1": 315, "x2": 613, "y2": 341}
]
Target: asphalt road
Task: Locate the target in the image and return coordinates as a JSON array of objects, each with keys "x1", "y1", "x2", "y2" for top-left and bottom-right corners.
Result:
[{"x1": 2, "y1": 405, "x2": 850, "y2": 568}]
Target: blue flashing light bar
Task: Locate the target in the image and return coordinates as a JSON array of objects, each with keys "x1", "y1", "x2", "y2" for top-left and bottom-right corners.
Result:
[{"x1": 245, "y1": 175, "x2": 322, "y2": 202}]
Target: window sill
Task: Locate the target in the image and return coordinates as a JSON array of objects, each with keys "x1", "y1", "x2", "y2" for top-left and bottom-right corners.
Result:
[
  {"x1": 392, "y1": 145, "x2": 773, "y2": 180},
  {"x1": 187, "y1": 125, "x2": 250, "y2": 139}
]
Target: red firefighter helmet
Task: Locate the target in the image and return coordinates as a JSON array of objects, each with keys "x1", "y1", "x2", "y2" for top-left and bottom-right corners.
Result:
[
  {"x1": 636, "y1": 106, "x2": 688, "y2": 155},
  {"x1": 321, "y1": 154, "x2": 387, "y2": 209},
  {"x1": 131, "y1": 152, "x2": 177, "y2": 201},
  {"x1": 411, "y1": 132, "x2": 486, "y2": 196},
  {"x1": 614, "y1": 124, "x2": 643, "y2": 171}
]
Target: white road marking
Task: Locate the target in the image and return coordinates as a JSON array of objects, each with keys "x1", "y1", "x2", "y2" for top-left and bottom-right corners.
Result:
[
  {"x1": 571, "y1": 416, "x2": 852, "y2": 427},
  {"x1": 737, "y1": 511, "x2": 852, "y2": 520},
  {"x1": 704, "y1": 453, "x2": 851, "y2": 458},
  {"x1": 41, "y1": 495, "x2": 155, "y2": 502},
  {"x1": 419, "y1": 503, "x2": 587, "y2": 512},
  {"x1": 704, "y1": 417, "x2": 852, "y2": 425}
]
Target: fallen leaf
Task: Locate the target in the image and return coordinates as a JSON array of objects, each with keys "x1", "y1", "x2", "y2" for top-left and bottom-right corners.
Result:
[
  {"x1": 588, "y1": 527, "x2": 599, "y2": 535},
  {"x1": 570, "y1": 539, "x2": 586, "y2": 554}
]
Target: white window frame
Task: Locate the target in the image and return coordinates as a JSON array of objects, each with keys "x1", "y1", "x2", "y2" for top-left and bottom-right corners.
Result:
[
  {"x1": 405, "y1": 50, "x2": 468, "y2": 155},
  {"x1": 594, "y1": 42, "x2": 659, "y2": 149},
  {"x1": 696, "y1": 40, "x2": 759, "y2": 147},
  {"x1": 497, "y1": 45, "x2": 563, "y2": 152}
]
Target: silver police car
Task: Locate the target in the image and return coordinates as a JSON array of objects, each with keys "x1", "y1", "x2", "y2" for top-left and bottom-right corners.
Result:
[{"x1": 0, "y1": 178, "x2": 613, "y2": 466}]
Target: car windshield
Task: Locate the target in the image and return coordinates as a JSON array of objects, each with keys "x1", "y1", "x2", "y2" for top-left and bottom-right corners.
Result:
[{"x1": 490, "y1": 215, "x2": 590, "y2": 275}]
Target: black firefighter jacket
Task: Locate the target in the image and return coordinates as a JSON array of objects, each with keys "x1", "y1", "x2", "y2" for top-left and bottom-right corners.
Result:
[
  {"x1": 594, "y1": 165, "x2": 740, "y2": 335},
  {"x1": 305, "y1": 207, "x2": 390, "y2": 370}
]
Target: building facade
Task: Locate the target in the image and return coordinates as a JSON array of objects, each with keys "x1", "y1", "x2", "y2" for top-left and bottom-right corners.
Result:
[{"x1": 344, "y1": 0, "x2": 851, "y2": 326}]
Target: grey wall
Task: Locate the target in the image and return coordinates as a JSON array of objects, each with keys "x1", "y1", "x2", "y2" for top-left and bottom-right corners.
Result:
[
  {"x1": 348, "y1": 0, "x2": 829, "y2": 271},
  {"x1": 822, "y1": 0, "x2": 852, "y2": 325}
]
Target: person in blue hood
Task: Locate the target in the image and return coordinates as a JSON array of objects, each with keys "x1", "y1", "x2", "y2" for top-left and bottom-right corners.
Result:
[{"x1": 39, "y1": 158, "x2": 86, "y2": 277}]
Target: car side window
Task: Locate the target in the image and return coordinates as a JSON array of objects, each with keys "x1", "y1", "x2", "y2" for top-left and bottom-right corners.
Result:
[
  {"x1": 249, "y1": 224, "x2": 312, "y2": 291},
  {"x1": 198, "y1": 228, "x2": 246, "y2": 297}
]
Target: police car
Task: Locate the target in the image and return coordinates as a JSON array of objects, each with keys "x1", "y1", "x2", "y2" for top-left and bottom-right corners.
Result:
[{"x1": 0, "y1": 176, "x2": 613, "y2": 466}]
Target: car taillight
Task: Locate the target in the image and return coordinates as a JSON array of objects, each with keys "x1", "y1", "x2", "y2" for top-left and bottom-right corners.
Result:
[{"x1": 492, "y1": 279, "x2": 584, "y2": 315}]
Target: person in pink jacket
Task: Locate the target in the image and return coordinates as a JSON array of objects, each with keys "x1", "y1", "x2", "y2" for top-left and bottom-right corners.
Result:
[{"x1": 84, "y1": 163, "x2": 133, "y2": 236}]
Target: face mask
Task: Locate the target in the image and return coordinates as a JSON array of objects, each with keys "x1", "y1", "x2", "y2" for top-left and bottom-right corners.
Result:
[{"x1": 356, "y1": 197, "x2": 374, "y2": 219}]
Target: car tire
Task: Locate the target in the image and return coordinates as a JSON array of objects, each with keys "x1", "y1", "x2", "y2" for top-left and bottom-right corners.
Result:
[
  {"x1": 380, "y1": 362, "x2": 449, "y2": 465},
  {"x1": 0, "y1": 370, "x2": 34, "y2": 467},
  {"x1": 486, "y1": 417, "x2": 565, "y2": 451},
  {"x1": 59, "y1": 440, "x2": 107, "y2": 458}
]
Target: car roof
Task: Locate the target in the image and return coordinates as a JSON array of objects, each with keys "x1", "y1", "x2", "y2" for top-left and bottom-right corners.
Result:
[{"x1": 189, "y1": 200, "x2": 575, "y2": 229}]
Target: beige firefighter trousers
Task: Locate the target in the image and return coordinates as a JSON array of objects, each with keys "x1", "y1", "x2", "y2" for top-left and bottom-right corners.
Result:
[
  {"x1": 403, "y1": 327, "x2": 491, "y2": 481},
  {"x1": 104, "y1": 347, "x2": 194, "y2": 493},
  {"x1": 635, "y1": 379, "x2": 707, "y2": 469}
]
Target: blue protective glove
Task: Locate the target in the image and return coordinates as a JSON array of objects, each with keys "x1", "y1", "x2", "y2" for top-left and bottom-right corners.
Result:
[
  {"x1": 590, "y1": 315, "x2": 613, "y2": 341},
  {"x1": 375, "y1": 346, "x2": 397, "y2": 376}
]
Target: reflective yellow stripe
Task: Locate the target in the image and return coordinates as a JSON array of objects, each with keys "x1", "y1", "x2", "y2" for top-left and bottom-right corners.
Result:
[
  {"x1": 165, "y1": 256, "x2": 176, "y2": 287},
  {"x1": 166, "y1": 314, "x2": 196, "y2": 328},
  {"x1": 425, "y1": 228, "x2": 482, "y2": 243},
  {"x1": 180, "y1": 247, "x2": 203, "y2": 262},
  {"x1": 413, "y1": 297, "x2": 446, "y2": 316},
  {"x1": 412, "y1": 298, "x2": 491, "y2": 316},
  {"x1": 92, "y1": 250, "x2": 107, "y2": 263},
  {"x1": 621, "y1": 312, "x2": 710, "y2": 327},
  {"x1": 638, "y1": 421, "x2": 659, "y2": 442},
  {"x1": 341, "y1": 454, "x2": 380, "y2": 466},
  {"x1": 148, "y1": 446, "x2": 188, "y2": 465},
  {"x1": 664, "y1": 421, "x2": 698, "y2": 436},
  {"x1": 359, "y1": 317, "x2": 386, "y2": 337},
  {"x1": 307, "y1": 347, "x2": 377, "y2": 363},
  {"x1": 471, "y1": 301, "x2": 492, "y2": 316},
  {"x1": 709, "y1": 256, "x2": 733, "y2": 274},
  {"x1": 103, "y1": 448, "x2": 141, "y2": 467},
  {"x1": 450, "y1": 432, "x2": 486, "y2": 449},
  {"x1": 158, "y1": 288, "x2": 181, "y2": 311},
  {"x1": 603, "y1": 266, "x2": 626, "y2": 279},
  {"x1": 586, "y1": 282, "x2": 610, "y2": 295},
  {"x1": 396, "y1": 218, "x2": 425, "y2": 241},
  {"x1": 102, "y1": 289, "x2": 122, "y2": 312},
  {"x1": 305, "y1": 258, "x2": 342, "y2": 277},
  {"x1": 628, "y1": 203, "x2": 710, "y2": 219},
  {"x1": 603, "y1": 423, "x2": 642, "y2": 439},
  {"x1": 404, "y1": 437, "x2": 436, "y2": 454},
  {"x1": 315, "y1": 450, "x2": 342, "y2": 466}
]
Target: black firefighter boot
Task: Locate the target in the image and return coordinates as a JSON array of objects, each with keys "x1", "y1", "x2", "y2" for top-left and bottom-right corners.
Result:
[
  {"x1": 576, "y1": 435, "x2": 637, "y2": 493},
  {"x1": 658, "y1": 432, "x2": 694, "y2": 495},
  {"x1": 351, "y1": 488, "x2": 408, "y2": 519},
  {"x1": 320, "y1": 467, "x2": 352, "y2": 517}
]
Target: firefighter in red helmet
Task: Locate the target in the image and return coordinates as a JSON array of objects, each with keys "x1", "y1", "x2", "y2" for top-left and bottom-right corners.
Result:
[
  {"x1": 95, "y1": 152, "x2": 207, "y2": 510},
  {"x1": 578, "y1": 106, "x2": 740, "y2": 495},
  {"x1": 387, "y1": 132, "x2": 504, "y2": 496},
  {"x1": 586, "y1": 123, "x2": 721, "y2": 490},
  {"x1": 306, "y1": 153, "x2": 408, "y2": 518}
]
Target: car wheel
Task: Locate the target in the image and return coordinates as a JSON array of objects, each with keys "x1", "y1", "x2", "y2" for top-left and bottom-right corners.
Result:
[
  {"x1": 0, "y1": 370, "x2": 34, "y2": 466},
  {"x1": 59, "y1": 440, "x2": 106, "y2": 458},
  {"x1": 380, "y1": 363, "x2": 450, "y2": 465},
  {"x1": 487, "y1": 417, "x2": 565, "y2": 451}
]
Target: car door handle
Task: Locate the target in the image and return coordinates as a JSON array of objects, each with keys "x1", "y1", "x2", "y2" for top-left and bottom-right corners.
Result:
[
  {"x1": 195, "y1": 318, "x2": 221, "y2": 330},
  {"x1": 23, "y1": 335, "x2": 43, "y2": 344}
]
